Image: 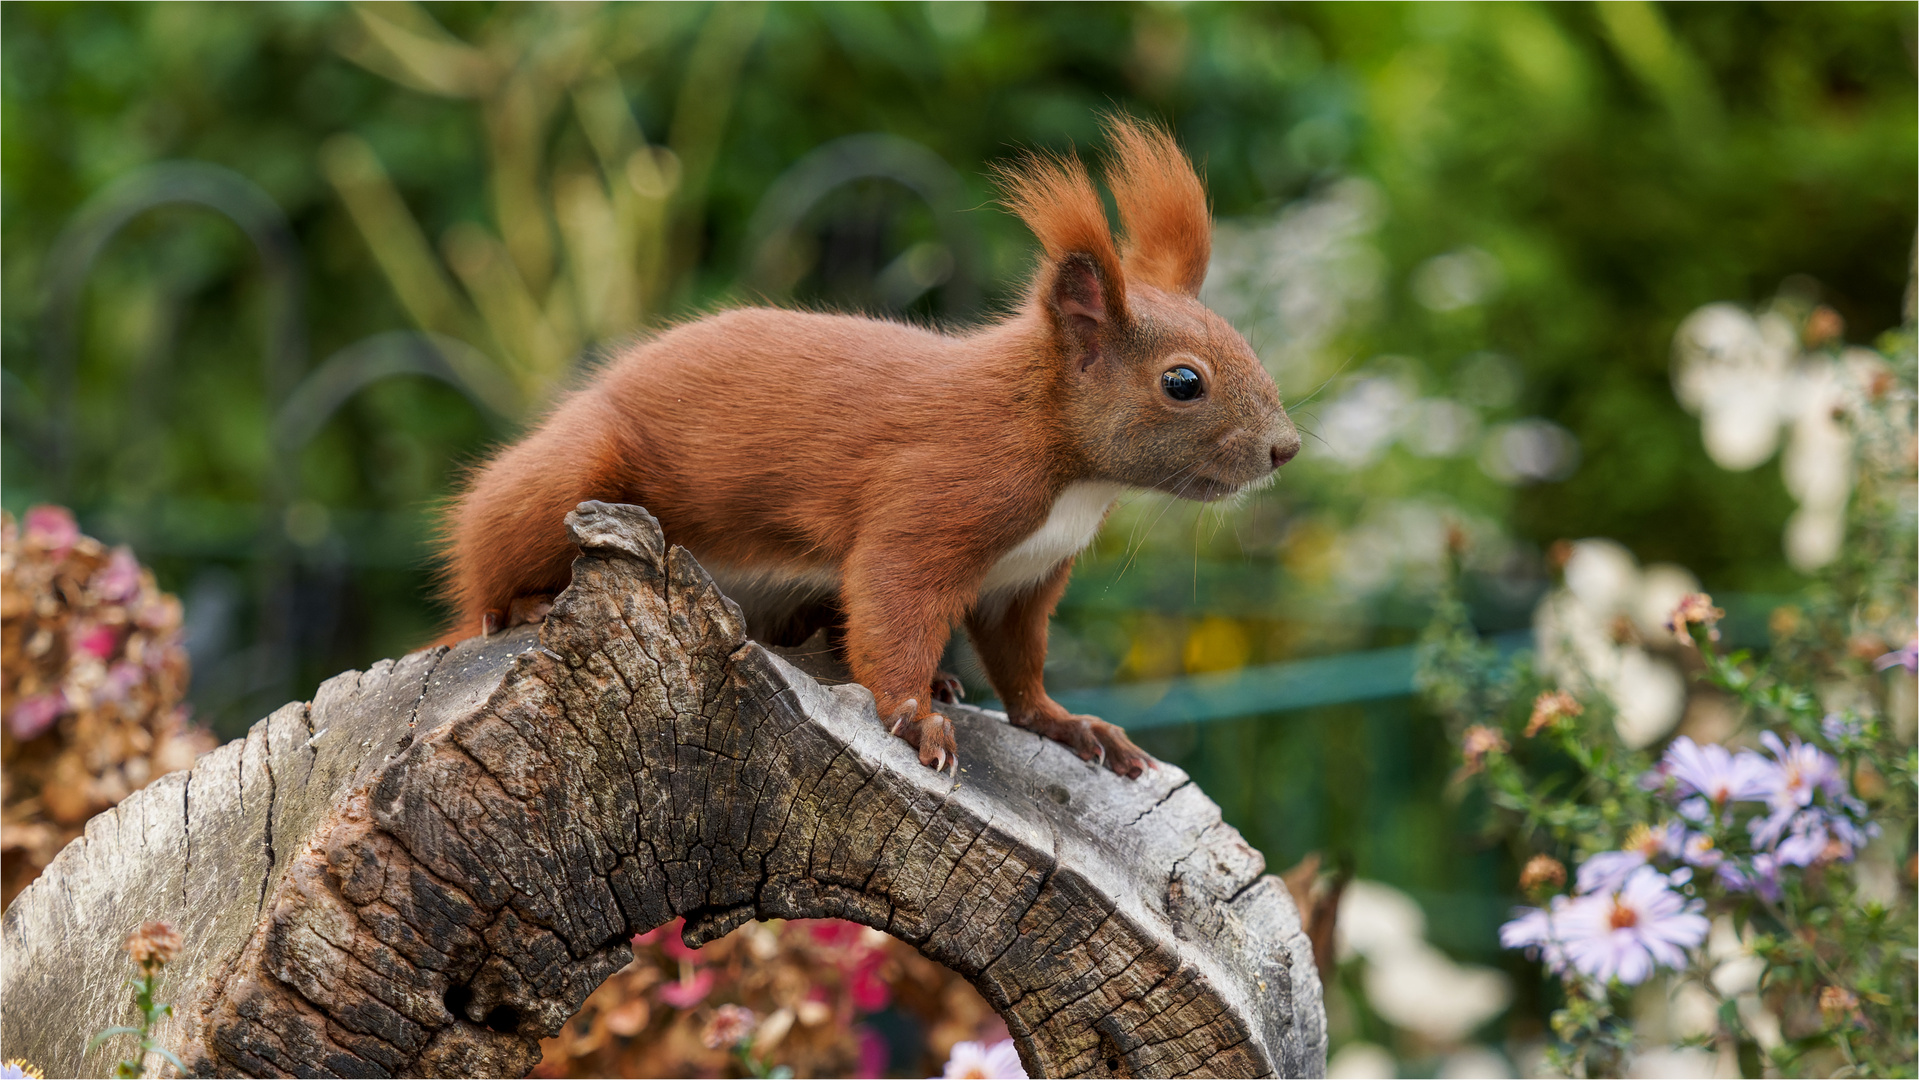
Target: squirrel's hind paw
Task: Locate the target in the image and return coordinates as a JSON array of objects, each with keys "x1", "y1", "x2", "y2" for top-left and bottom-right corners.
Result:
[
  {"x1": 930, "y1": 671, "x2": 966, "y2": 704},
  {"x1": 1012, "y1": 709, "x2": 1155, "y2": 780}
]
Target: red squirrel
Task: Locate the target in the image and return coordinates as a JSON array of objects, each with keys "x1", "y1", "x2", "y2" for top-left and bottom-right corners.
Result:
[{"x1": 437, "y1": 117, "x2": 1300, "y2": 778}]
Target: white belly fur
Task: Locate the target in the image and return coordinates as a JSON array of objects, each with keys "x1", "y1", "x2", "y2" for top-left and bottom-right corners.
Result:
[
  {"x1": 979, "y1": 480, "x2": 1124, "y2": 596},
  {"x1": 702, "y1": 480, "x2": 1122, "y2": 615}
]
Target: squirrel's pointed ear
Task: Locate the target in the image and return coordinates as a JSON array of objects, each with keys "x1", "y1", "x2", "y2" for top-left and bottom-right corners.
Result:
[
  {"x1": 1048, "y1": 252, "x2": 1118, "y2": 370},
  {"x1": 1104, "y1": 115, "x2": 1211, "y2": 296}
]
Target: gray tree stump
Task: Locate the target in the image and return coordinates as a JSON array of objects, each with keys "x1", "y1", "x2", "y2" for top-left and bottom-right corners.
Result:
[{"x1": 0, "y1": 502, "x2": 1325, "y2": 1078}]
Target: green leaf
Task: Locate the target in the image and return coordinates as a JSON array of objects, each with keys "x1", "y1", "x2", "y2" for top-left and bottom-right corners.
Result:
[{"x1": 86, "y1": 1027, "x2": 144, "y2": 1051}]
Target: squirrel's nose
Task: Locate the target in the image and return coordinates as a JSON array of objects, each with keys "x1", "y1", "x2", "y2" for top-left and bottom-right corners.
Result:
[{"x1": 1268, "y1": 412, "x2": 1302, "y2": 470}]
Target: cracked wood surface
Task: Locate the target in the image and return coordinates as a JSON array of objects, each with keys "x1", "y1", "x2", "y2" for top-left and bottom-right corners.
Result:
[{"x1": 0, "y1": 502, "x2": 1325, "y2": 1078}]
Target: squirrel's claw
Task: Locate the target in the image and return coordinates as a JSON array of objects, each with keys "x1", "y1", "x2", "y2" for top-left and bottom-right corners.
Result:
[
  {"x1": 886, "y1": 704, "x2": 960, "y2": 775},
  {"x1": 887, "y1": 698, "x2": 918, "y2": 736}
]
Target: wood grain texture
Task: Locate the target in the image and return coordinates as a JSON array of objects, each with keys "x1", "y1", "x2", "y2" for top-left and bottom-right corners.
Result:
[{"x1": 0, "y1": 502, "x2": 1325, "y2": 1078}]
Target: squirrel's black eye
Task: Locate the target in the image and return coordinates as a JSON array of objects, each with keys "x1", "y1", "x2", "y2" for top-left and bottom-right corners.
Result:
[{"x1": 1161, "y1": 366, "x2": 1203, "y2": 402}]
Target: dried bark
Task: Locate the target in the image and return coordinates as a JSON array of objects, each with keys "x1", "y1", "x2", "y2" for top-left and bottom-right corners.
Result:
[{"x1": 0, "y1": 502, "x2": 1325, "y2": 1078}]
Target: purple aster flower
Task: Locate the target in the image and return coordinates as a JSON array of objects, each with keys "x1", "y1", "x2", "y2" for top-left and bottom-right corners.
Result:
[
  {"x1": 1677, "y1": 796, "x2": 1715, "y2": 825},
  {"x1": 1874, "y1": 640, "x2": 1917, "y2": 674},
  {"x1": 1573, "y1": 824, "x2": 1686, "y2": 894},
  {"x1": 1577, "y1": 851, "x2": 1651, "y2": 895},
  {"x1": 1754, "y1": 806, "x2": 1880, "y2": 867},
  {"x1": 1556, "y1": 866, "x2": 1709, "y2": 986},
  {"x1": 1747, "y1": 732, "x2": 1879, "y2": 866},
  {"x1": 1648, "y1": 737, "x2": 1774, "y2": 811},
  {"x1": 1717, "y1": 853, "x2": 1783, "y2": 902},
  {"x1": 1500, "y1": 897, "x2": 1575, "y2": 975},
  {"x1": 1758, "y1": 732, "x2": 1846, "y2": 815},
  {"x1": 1821, "y1": 712, "x2": 1864, "y2": 744},
  {"x1": 1678, "y1": 831, "x2": 1724, "y2": 871}
]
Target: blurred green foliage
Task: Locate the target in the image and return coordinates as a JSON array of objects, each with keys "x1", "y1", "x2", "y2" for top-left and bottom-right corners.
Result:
[{"x1": 2, "y1": 2, "x2": 1913, "y2": 1068}]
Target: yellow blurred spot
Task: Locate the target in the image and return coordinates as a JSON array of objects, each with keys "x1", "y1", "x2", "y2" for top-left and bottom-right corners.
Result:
[
  {"x1": 1184, "y1": 616, "x2": 1250, "y2": 675},
  {"x1": 1119, "y1": 615, "x2": 1184, "y2": 681},
  {"x1": 1282, "y1": 519, "x2": 1340, "y2": 584}
]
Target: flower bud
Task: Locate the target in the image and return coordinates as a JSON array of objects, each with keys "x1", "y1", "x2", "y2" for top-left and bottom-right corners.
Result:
[{"x1": 1518, "y1": 854, "x2": 1566, "y2": 895}]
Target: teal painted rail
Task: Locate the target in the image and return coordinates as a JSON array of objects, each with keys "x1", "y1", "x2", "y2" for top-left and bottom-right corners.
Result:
[{"x1": 1033, "y1": 630, "x2": 1533, "y2": 729}]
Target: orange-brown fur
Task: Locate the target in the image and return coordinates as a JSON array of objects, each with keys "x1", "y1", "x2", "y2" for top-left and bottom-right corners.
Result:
[{"x1": 437, "y1": 117, "x2": 1300, "y2": 778}]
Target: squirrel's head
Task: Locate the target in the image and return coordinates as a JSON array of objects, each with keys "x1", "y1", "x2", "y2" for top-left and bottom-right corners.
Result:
[{"x1": 1001, "y1": 117, "x2": 1299, "y2": 501}]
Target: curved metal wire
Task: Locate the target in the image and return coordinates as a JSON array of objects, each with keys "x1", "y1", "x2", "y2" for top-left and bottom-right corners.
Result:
[
  {"x1": 275, "y1": 332, "x2": 510, "y2": 456},
  {"x1": 740, "y1": 133, "x2": 981, "y2": 316},
  {"x1": 30, "y1": 161, "x2": 516, "y2": 731},
  {"x1": 37, "y1": 161, "x2": 308, "y2": 496}
]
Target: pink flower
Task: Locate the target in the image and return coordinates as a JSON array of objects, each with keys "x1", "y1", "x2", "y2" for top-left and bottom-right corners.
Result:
[
  {"x1": 801, "y1": 919, "x2": 865, "y2": 948},
  {"x1": 22, "y1": 505, "x2": 78, "y2": 557},
  {"x1": 856, "y1": 1027, "x2": 890, "y2": 1078},
  {"x1": 93, "y1": 547, "x2": 142, "y2": 603},
  {"x1": 935, "y1": 1039, "x2": 1027, "y2": 1079},
  {"x1": 99, "y1": 662, "x2": 144, "y2": 703},
  {"x1": 656, "y1": 968, "x2": 715, "y2": 1009},
  {"x1": 848, "y1": 955, "x2": 891, "y2": 1012},
  {"x1": 7, "y1": 692, "x2": 67, "y2": 740},
  {"x1": 1556, "y1": 867, "x2": 1707, "y2": 986},
  {"x1": 73, "y1": 623, "x2": 119, "y2": 660},
  {"x1": 659, "y1": 924, "x2": 704, "y2": 963},
  {"x1": 634, "y1": 917, "x2": 706, "y2": 962}
]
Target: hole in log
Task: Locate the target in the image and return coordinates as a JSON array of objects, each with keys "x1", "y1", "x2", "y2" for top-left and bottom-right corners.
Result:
[
  {"x1": 1096, "y1": 1017, "x2": 1138, "y2": 1078},
  {"x1": 443, "y1": 983, "x2": 474, "y2": 1022},
  {"x1": 554, "y1": 917, "x2": 1011, "y2": 1077},
  {"x1": 484, "y1": 1005, "x2": 522, "y2": 1034}
]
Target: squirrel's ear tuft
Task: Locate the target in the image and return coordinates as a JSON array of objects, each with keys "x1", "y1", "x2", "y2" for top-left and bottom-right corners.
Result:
[
  {"x1": 1102, "y1": 115, "x2": 1210, "y2": 296},
  {"x1": 996, "y1": 149, "x2": 1128, "y2": 323}
]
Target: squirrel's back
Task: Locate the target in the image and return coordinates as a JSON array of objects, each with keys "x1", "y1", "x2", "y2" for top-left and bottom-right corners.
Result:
[{"x1": 436, "y1": 304, "x2": 1054, "y2": 641}]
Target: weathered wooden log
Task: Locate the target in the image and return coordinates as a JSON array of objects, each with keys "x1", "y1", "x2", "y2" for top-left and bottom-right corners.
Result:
[{"x1": 0, "y1": 502, "x2": 1325, "y2": 1078}]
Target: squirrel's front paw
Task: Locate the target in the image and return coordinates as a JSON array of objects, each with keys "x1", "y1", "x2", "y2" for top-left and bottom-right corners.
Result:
[
  {"x1": 884, "y1": 698, "x2": 960, "y2": 775},
  {"x1": 1010, "y1": 706, "x2": 1156, "y2": 780}
]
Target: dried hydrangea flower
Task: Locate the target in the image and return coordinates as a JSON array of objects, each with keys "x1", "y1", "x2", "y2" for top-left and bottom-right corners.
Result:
[
  {"x1": 2, "y1": 508, "x2": 212, "y2": 904},
  {"x1": 1459, "y1": 725, "x2": 1508, "y2": 776},
  {"x1": 700, "y1": 1004, "x2": 758, "y2": 1050},
  {"x1": 1665, "y1": 592, "x2": 1725, "y2": 644},
  {"x1": 1525, "y1": 690, "x2": 1582, "y2": 737},
  {"x1": 124, "y1": 920, "x2": 183, "y2": 967},
  {"x1": 1818, "y1": 986, "x2": 1863, "y2": 1027}
]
